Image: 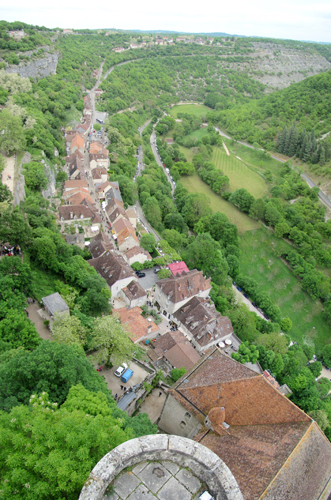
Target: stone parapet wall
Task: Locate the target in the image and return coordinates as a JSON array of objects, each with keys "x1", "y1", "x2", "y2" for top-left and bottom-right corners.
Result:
[{"x1": 79, "y1": 435, "x2": 243, "y2": 500}]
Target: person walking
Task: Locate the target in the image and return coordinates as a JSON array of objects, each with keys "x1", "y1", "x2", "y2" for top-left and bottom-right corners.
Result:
[
  {"x1": 120, "y1": 385, "x2": 124, "y2": 390},
  {"x1": 159, "y1": 391, "x2": 162, "y2": 397}
]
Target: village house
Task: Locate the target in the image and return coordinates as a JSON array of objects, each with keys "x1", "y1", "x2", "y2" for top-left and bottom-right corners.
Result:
[
  {"x1": 65, "y1": 233, "x2": 85, "y2": 249},
  {"x1": 91, "y1": 167, "x2": 108, "y2": 186},
  {"x1": 112, "y1": 217, "x2": 134, "y2": 237},
  {"x1": 76, "y1": 120, "x2": 91, "y2": 136},
  {"x1": 118, "y1": 280, "x2": 147, "y2": 309},
  {"x1": 89, "y1": 152, "x2": 109, "y2": 170},
  {"x1": 89, "y1": 231, "x2": 114, "y2": 258},
  {"x1": 124, "y1": 246, "x2": 152, "y2": 266},
  {"x1": 62, "y1": 187, "x2": 90, "y2": 202},
  {"x1": 42, "y1": 292, "x2": 69, "y2": 318},
  {"x1": 173, "y1": 296, "x2": 233, "y2": 353},
  {"x1": 106, "y1": 203, "x2": 127, "y2": 226},
  {"x1": 69, "y1": 134, "x2": 85, "y2": 155},
  {"x1": 154, "y1": 269, "x2": 212, "y2": 318},
  {"x1": 117, "y1": 227, "x2": 140, "y2": 253},
  {"x1": 148, "y1": 330, "x2": 201, "y2": 372},
  {"x1": 7, "y1": 30, "x2": 26, "y2": 40},
  {"x1": 125, "y1": 208, "x2": 138, "y2": 228},
  {"x1": 89, "y1": 141, "x2": 107, "y2": 155},
  {"x1": 116, "y1": 307, "x2": 159, "y2": 343},
  {"x1": 105, "y1": 185, "x2": 123, "y2": 205},
  {"x1": 158, "y1": 346, "x2": 331, "y2": 500},
  {"x1": 58, "y1": 205, "x2": 102, "y2": 236},
  {"x1": 168, "y1": 261, "x2": 189, "y2": 276},
  {"x1": 113, "y1": 47, "x2": 125, "y2": 53},
  {"x1": 66, "y1": 191, "x2": 94, "y2": 206},
  {"x1": 89, "y1": 251, "x2": 137, "y2": 298},
  {"x1": 63, "y1": 179, "x2": 89, "y2": 192},
  {"x1": 62, "y1": 29, "x2": 73, "y2": 34}
]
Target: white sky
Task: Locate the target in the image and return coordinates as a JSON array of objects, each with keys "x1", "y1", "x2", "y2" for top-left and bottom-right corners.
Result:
[{"x1": 2, "y1": 0, "x2": 331, "y2": 43}]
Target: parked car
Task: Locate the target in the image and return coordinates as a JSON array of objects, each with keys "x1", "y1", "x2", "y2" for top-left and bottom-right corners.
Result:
[
  {"x1": 136, "y1": 271, "x2": 146, "y2": 278},
  {"x1": 114, "y1": 363, "x2": 128, "y2": 377},
  {"x1": 121, "y1": 368, "x2": 134, "y2": 383}
]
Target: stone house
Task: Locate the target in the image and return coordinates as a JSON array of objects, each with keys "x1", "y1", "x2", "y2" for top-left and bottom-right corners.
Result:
[
  {"x1": 125, "y1": 208, "x2": 138, "y2": 228},
  {"x1": 154, "y1": 270, "x2": 212, "y2": 318},
  {"x1": 58, "y1": 205, "x2": 101, "y2": 236},
  {"x1": 117, "y1": 227, "x2": 140, "y2": 253},
  {"x1": 63, "y1": 180, "x2": 89, "y2": 192},
  {"x1": 119, "y1": 280, "x2": 147, "y2": 308},
  {"x1": 173, "y1": 296, "x2": 233, "y2": 353},
  {"x1": 89, "y1": 231, "x2": 114, "y2": 258},
  {"x1": 124, "y1": 246, "x2": 152, "y2": 266},
  {"x1": 91, "y1": 167, "x2": 108, "y2": 186},
  {"x1": 89, "y1": 152, "x2": 109, "y2": 170},
  {"x1": 42, "y1": 292, "x2": 69, "y2": 317},
  {"x1": 148, "y1": 330, "x2": 201, "y2": 372},
  {"x1": 158, "y1": 346, "x2": 331, "y2": 500},
  {"x1": 89, "y1": 251, "x2": 137, "y2": 298},
  {"x1": 113, "y1": 217, "x2": 133, "y2": 237}
]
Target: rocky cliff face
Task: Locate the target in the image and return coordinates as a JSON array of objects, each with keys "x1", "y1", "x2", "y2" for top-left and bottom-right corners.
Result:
[{"x1": 5, "y1": 52, "x2": 58, "y2": 80}]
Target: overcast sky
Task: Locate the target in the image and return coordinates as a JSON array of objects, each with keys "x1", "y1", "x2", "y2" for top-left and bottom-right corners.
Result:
[{"x1": 2, "y1": 0, "x2": 331, "y2": 43}]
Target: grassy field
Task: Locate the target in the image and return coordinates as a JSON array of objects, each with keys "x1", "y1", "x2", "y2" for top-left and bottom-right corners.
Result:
[
  {"x1": 180, "y1": 172, "x2": 260, "y2": 233},
  {"x1": 239, "y1": 228, "x2": 330, "y2": 351},
  {"x1": 179, "y1": 145, "x2": 195, "y2": 162},
  {"x1": 170, "y1": 104, "x2": 211, "y2": 118},
  {"x1": 223, "y1": 139, "x2": 285, "y2": 176},
  {"x1": 211, "y1": 147, "x2": 268, "y2": 198}
]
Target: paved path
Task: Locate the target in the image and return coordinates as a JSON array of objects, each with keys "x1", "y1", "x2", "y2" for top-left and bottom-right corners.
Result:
[
  {"x1": 150, "y1": 128, "x2": 175, "y2": 195},
  {"x1": 2, "y1": 155, "x2": 15, "y2": 194},
  {"x1": 138, "y1": 388, "x2": 166, "y2": 424},
  {"x1": 223, "y1": 140, "x2": 230, "y2": 156},
  {"x1": 26, "y1": 302, "x2": 53, "y2": 341},
  {"x1": 232, "y1": 285, "x2": 265, "y2": 319}
]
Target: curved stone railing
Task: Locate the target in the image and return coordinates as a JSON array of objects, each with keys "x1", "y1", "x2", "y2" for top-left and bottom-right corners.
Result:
[{"x1": 79, "y1": 434, "x2": 243, "y2": 500}]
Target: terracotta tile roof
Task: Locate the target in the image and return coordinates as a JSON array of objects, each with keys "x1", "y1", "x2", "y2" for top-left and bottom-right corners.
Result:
[
  {"x1": 89, "y1": 251, "x2": 135, "y2": 288},
  {"x1": 62, "y1": 187, "x2": 90, "y2": 200},
  {"x1": 59, "y1": 204, "x2": 101, "y2": 223},
  {"x1": 113, "y1": 217, "x2": 133, "y2": 234},
  {"x1": 156, "y1": 270, "x2": 211, "y2": 304},
  {"x1": 70, "y1": 134, "x2": 85, "y2": 151},
  {"x1": 64, "y1": 180, "x2": 89, "y2": 191},
  {"x1": 117, "y1": 227, "x2": 139, "y2": 247},
  {"x1": 116, "y1": 307, "x2": 158, "y2": 343},
  {"x1": 126, "y1": 209, "x2": 137, "y2": 219},
  {"x1": 150, "y1": 330, "x2": 200, "y2": 370},
  {"x1": 163, "y1": 347, "x2": 331, "y2": 500},
  {"x1": 168, "y1": 261, "x2": 189, "y2": 276},
  {"x1": 125, "y1": 246, "x2": 152, "y2": 260},
  {"x1": 90, "y1": 141, "x2": 107, "y2": 154},
  {"x1": 92, "y1": 167, "x2": 107, "y2": 179},
  {"x1": 67, "y1": 192, "x2": 94, "y2": 205},
  {"x1": 121, "y1": 280, "x2": 147, "y2": 302},
  {"x1": 174, "y1": 297, "x2": 233, "y2": 348},
  {"x1": 90, "y1": 231, "x2": 114, "y2": 258},
  {"x1": 89, "y1": 152, "x2": 109, "y2": 162}
]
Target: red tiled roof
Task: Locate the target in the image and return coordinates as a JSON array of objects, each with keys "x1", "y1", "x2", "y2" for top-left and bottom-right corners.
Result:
[
  {"x1": 116, "y1": 307, "x2": 158, "y2": 343},
  {"x1": 64, "y1": 180, "x2": 89, "y2": 191},
  {"x1": 156, "y1": 270, "x2": 211, "y2": 304},
  {"x1": 117, "y1": 227, "x2": 139, "y2": 247},
  {"x1": 125, "y1": 246, "x2": 152, "y2": 260},
  {"x1": 168, "y1": 261, "x2": 189, "y2": 276}
]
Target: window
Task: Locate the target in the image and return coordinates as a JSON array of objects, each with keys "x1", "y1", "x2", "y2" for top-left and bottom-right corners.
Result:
[
  {"x1": 185, "y1": 412, "x2": 191, "y2": 419},
  {"x1": 180, "y1": 421, "x2": 186, "y2": 428}
]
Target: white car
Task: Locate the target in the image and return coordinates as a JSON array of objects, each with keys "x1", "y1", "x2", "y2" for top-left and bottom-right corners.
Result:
[{"x1": 114, "y1": 363, "x2": 128, "y2": 377}]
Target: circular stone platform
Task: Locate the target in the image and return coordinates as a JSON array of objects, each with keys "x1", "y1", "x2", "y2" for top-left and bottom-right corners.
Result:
[{"x1": 79, "y1": 435, "x2": 243, "y2": 500}]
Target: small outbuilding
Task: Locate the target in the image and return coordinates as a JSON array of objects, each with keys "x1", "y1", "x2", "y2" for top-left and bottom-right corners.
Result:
[{"x1": 42, "y1": 293, "x2": 69, "y2": 317}]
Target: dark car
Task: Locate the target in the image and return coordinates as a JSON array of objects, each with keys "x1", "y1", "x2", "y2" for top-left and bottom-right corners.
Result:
[{"x1": 136, "y1": 272, "x2": 146, "y2": 278}]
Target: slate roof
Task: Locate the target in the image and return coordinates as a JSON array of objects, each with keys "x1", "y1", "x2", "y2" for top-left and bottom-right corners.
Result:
[
  {"x1": 174, "y1": 296, "x2": 233, "y2": 348},
  {"x1": 89, "y1": 251, "x2": 135, "y2": 288},
  {"x1": 149, "y1": 330, "x2": 200, "y2": 370},
  {"x1": 42, "y1": 292, "x2": 69, "y2": 316},
  {"x1": 116, "y1": 307, "x2": 158, "y2": 343},
  {"x1": 165, "y1": 347, "x2": 331, "y2": 500},
  {"x1": 90, "y1": 231, "x2": 114, "y2": 258},
  {"x1": 121, "y1": 280, "x2": 147, "y2": 302},
  {"x1": 156, "y1": 270, "x2": 212, "y2": 304}
]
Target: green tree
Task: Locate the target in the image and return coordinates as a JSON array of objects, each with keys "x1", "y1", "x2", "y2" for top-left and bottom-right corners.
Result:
[
  {"x1": 143, "y1": 196, "x2": 162, "y2": 230},
  {"x1": 158, "y1": 269, "x2": 172, "y2": 279},
  {"x1": 171, "y1": 367, "x2": 186, "y2": 382},
  {"x1": 280, "y1": 317, "x2": 293, "y2": 333},
  {"x1": 0, "y1": 309, "x2": 40, "y2": 349},
  {"x1": 0, "y1": 108, "x2": 26, "y2": 154},
  {"x1": 89, "y1": 314, "x2": 137, "y2": 366},
  {"x1": 229, "y1": 188, "x2": 254, "y2": 213},
  {"x1": 24, "y1": 161, "x2": 48, "y2": 191},
  {"x1": 140, "y1": 233, "x2": 156, "y2": 254},
  {"x1": 51, "y1": 313, "x2": 88, "y2": 347},
  {"x1": 256, "y1": 332, "x2": 288, "y2": 355},
  {"x1": 308, "y1": 361, "x2": 322, "y2": 378},
  {"x1": 0, "y1": 388, "x2": 133, "y2": 500},
  {"x1": 0, "y1": 341, "x2": 111, "y2": 411},
  {"x1": 308, "y1": 409, "x2": 329, "y2": 431},
  {"x1": 181, "y1": 193, "x2": 212, "y2": 228},
  {"x1": 232, "y1": 341, "x2": 259, "y2": 364}
]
